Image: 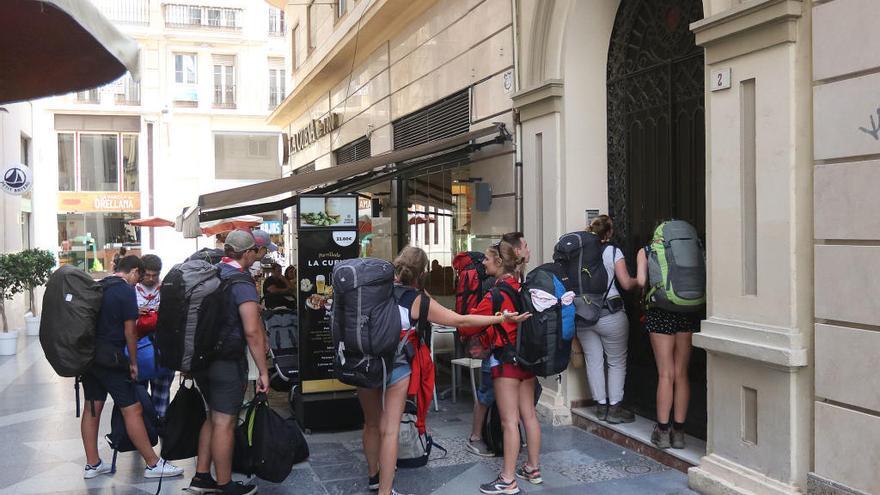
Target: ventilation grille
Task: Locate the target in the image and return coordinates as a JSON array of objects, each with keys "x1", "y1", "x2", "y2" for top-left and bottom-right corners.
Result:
[
  {"x1": 392, "y1": 90, "x2": 470, "y2": 150},
  {"x1": 292, "y1": 162, "x2": 315, "y2": 175},
  {"x1": 335, "y1": 137, "x2": 371, "y2": 165}
]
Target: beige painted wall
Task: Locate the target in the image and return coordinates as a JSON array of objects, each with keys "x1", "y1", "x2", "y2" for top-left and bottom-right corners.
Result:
[{"x1": 811, "y1": 1, "x2": 880, "y2": 493}]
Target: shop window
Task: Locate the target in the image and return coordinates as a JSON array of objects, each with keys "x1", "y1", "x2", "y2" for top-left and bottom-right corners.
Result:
[
  {"x1": 122, "y1": 134, "x2": 139, "y2": 191},
  {"x1": 57, "y1": 213, "x2": 140, "y2": 274},
  {"x1": 214, "y1": 133, "x2": 281, "y2": 180},
  {"x1": 58, "y1": 133, "x2": 75, "y2": 191},
  {"x1": 80, "y1": 134, "x2": 119, "y2": 191}
]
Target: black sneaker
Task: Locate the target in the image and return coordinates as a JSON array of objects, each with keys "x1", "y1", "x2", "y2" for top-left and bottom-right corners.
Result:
[
  {"x1": 187, "y1": 475, "x2": 221, "y2": 494},
  {"x1": 479, "y1": 475, "x2": 520, "y2": 494},
  {"x1": 606, "y1": 404, "x2": 635, "y2": 424},
  {"x1": 219, "y1": 481, "x2": 258, "y2": 495},
  {"x1": 368, "y1": 471, "x2": 380, "y2": 491}
]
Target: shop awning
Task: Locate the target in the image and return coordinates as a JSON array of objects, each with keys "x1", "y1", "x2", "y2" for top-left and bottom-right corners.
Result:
[
  {"x1": 191, "y1": 123, "x2": 510, "y2": 229},
  {"x1": 0, "y1": 0, "x2": 140, "y2": 104}
]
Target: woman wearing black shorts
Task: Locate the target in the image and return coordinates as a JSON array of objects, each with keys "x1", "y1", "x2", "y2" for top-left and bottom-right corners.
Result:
[{"x1": 636, "y1": 248, "x2": 700, "y2": 450}]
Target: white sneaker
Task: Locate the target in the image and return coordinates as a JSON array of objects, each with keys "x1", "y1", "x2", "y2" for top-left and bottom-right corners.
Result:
[
  {"x1": 83, "y1": 460, "x2": 112, "y2": 479},
  {"x1": 144, "y1": 458, "x2": 184, "y2": 479}
]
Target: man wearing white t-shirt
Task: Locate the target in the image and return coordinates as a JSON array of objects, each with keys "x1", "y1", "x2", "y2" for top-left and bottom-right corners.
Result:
[{"x1": 136, "y1": 254, "x2": 173, "y2": 419}]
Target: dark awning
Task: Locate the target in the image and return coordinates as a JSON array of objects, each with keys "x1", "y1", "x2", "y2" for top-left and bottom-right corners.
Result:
[
  {"x1": 0, "y1": 0, "x2": 140, "y2": 104},
  {"x1": 193, "y1": 123, "x2": 510, "y2": 227}
]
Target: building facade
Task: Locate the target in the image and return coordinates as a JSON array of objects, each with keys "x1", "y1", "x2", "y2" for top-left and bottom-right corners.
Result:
[
  {"x1": 31, "y1": 0, "x2": 289, "y2": 271},
  {"x1": 515, "y1": 0, "x2": 877, "y2": 495},
  {"x1": 266, "y1": 0, "x2": 518, "y2": 282}
]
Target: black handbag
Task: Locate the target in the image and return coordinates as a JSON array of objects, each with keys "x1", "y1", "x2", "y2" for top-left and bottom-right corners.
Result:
[
  {"x1": 94, "y1": 341, "x2": 129, "y2": 370},
  {"x1": 160, "y1": 378, "x2": 206, "y2": 460}
]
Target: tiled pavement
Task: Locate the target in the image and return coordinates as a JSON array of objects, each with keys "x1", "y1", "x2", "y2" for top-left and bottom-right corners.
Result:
[{"x1": 0, "y1": 335, "x2": 698, "y2": 494}]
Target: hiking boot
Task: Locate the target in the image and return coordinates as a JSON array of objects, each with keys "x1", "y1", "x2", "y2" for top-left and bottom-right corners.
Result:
[
  {"x1": 515, "y1": 463, "x2": 543, "y2": 484},
  {"x1": 480, "y1": 475, "x2": 520, "y2": 494},
  {"x1": 606, "y1": 404, "x2": 635, "y2": 424},
  {"x1": 594, "y1": 403, "x2": 608, "y2": 421},
  {"x1": 144, "y1": 458, "x2": 184, "y2": 478},
  {"x1": 220, "y1": 481, "x2": 258, "y2": 495},
  {"x1": 466, "y1": 437, "x2": 494, "y2": 457},
  {"x1": 188, "y1": 474, "x2": 221, "y2": 494},
  {"x1": 83, "y1": 460, "x2": 111, "y2": 479},
  {"x1": 651, "y1": 424, "x2": 671, "y2": 449},
  {"x1": 368, "y1": 471, "x2": 380, "y2": 491},
  {"x1": 671, "y1": 428, "x2": 686, "y2": 449}
]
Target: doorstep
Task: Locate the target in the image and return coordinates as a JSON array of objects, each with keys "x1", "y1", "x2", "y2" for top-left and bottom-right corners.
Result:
[{"x1": 571, "y1": 406, "x2": 706, "y2": 473}]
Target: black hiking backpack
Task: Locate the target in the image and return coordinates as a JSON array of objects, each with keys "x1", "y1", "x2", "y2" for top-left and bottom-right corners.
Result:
[
  {"x1": 516, "y1": 263, "x2": 577, "y2": 377},
  {"x1": 156, "y1": 260, "x2": 253, "y2": 372},
  {"x1": 553, "y1": 231, "x2": 607, "y2": 296},
  {"x1": 331, "y1": 258, "x2": 402, "y2": 389},
  {"x1": 39, "y1": 265, "x2": 104, "y2": 377}
]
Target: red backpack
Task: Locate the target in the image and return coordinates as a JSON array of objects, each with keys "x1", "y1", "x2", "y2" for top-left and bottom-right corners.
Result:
[{"x1": 453, "y1": 252, "x2": 492, "y2": 357}]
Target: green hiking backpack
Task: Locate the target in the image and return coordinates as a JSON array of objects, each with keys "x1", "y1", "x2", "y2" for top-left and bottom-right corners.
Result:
[{"x1": 645, "y1": 220, "x2": 706, "y2": 313}]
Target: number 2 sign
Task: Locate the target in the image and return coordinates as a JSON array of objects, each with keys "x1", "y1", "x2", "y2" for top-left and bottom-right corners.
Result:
[{"x1": 711, "y1": 68, "x2": 732, "y2": 92}]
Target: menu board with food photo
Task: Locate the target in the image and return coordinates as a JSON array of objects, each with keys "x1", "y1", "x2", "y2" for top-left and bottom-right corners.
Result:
[
  {"x1": 296, "y1": 226, "x2": 359, "y2": 386},
  {"x1": 298, "y1": 195, "x2": 357, "y2": 229}
]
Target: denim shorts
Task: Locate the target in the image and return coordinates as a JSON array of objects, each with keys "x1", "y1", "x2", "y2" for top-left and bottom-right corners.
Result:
[
  {"x1": 386, "y1": 350, "x2": 411, "y2": 386},
  {"x1": 476, "y1": 359, "x2": 495, "y2": 406}
]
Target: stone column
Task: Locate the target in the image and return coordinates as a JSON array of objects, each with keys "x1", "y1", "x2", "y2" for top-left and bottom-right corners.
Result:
[{"x1": 687, "y1": 1, "x2": 813, "y2": 494}]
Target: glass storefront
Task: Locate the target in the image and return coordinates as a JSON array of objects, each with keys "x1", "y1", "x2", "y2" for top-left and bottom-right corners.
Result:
[{"x1": 56, "y1": 131, "x2": 141, "y2": 274}]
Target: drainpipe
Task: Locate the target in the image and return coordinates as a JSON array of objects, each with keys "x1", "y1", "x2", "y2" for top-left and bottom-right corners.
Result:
[{"x1": 511, "y1": 0, "x2": 524, "y2": 232}]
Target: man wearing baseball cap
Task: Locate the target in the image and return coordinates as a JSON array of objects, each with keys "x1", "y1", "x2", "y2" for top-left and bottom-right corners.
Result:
[
  {"x1": 189, "y1": 229, "x2": 268, "y2": 495},
  {"x1": 251, "y1": 229, "x2": 278, "y2": 255}
]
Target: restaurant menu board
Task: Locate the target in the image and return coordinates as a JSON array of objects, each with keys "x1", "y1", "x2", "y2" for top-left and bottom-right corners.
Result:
[
  {"x1": 299, "y1": 195, "x2": 357, "y2": 229},
  {"x1": 297, "y1": 196, "x2": 359, "y2": 389}
]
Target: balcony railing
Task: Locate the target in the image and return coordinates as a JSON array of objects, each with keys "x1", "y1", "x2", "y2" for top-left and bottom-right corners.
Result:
[
  {"x1": 76, "y1": 89, "x2": 100, "y2": 104},
  {"x1": 213, "y1": 86, "x2": 236, "y2": 109},
  {"x1": 91, "y1": 0, "x2": 150, "y2": 25},
  {"x1": 164, "y1": 4, "x2": 242, "y2": 30},
  {"x1": 114, "y1": 78, "x2": 141, "y2": 105}
]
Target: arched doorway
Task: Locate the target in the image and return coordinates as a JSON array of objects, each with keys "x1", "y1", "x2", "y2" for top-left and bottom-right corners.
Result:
[{"x1": 606, "y1": 0, "x2": 707, "y2": 439}]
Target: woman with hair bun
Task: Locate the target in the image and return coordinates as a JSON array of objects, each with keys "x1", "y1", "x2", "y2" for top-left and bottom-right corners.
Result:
[
  {"x1": 358, "y1": 246, "x2": 530, "y2": 495},
  {"x1": 460, "y1": 238, "x2": 542, "y2": 495},
  {"x1": 578, "y1": 215, "x2": 640, "y2": 425}
]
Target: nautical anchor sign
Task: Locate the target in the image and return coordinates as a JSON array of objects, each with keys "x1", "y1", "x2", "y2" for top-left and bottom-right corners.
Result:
[{"x1": 1, "y1": 163, "x2": 32, "y2": 195}]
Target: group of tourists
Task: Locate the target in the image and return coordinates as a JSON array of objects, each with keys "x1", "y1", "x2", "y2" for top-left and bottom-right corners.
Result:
[{"x1": 44, "y1": 213, "x2": 702, "y2": 495}]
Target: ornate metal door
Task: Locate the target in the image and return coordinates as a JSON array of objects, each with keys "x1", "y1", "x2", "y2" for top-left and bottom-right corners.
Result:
[{"x1": 606, "y1": 0, "x2": 707, "y2": 439}]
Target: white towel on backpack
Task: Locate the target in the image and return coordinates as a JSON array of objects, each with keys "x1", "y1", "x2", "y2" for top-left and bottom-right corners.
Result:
[{"x1": 528, "y1": 288, "x2": 575, "y2": 312}]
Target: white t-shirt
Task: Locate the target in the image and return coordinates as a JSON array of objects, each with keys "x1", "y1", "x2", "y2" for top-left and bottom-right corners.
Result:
[{"x1": 602, "y1": 244, "x2": 625, "y2": 299}]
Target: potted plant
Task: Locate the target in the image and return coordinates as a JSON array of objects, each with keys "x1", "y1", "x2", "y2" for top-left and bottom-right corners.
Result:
[
  {"x1": 17, "y1": 249, "x2": 55, "y2": 336},
  {"x1": 0, "y1": 253, "x2": 23, "y2": 355}
]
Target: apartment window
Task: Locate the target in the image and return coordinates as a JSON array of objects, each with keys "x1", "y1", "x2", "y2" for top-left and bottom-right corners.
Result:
[
  {"x1": 76, "y1": 88, "x2": 100, "y2": 104},
  {"x1": 269, "y1": 60, "x2": 286, "y2": 109},
  {"x1": 337, "y1": 0, "x2": 348, "y2": 18},
  {"x1": 20, "y1": 136, "x2": 31, "y2": 166},
  {"x1": 207, "y1": 8, "x2": 221, "y2": 26},
  {"x1": 308, "y1": 2, "x2": 317, "y2": 52},
  {"x1": 174, "y1": 53, "x2": 197, "y2": 84},
  {"x1": 213, "y1": 55, "x2": 236, "y2": 109},
  {"x1": 292, "y1": 24, "x2": 301, "y2": 68},
  {"x1": 57, "y1": 132, "x2": 140, "y2": 192},
  {"x1": 214, "y1": 133, "x2": 281, "y2": 180},
  {"x1": 113, "y1": 72, "x2": 140, "y2": 105},
  {"x1": 122, "y1": 134, "x2": 139, "y2": 191},
  {"x1": 269, "y1": 7, "x2": 285, "y2": 35},
  {"x1": 58, "y1": 133, "x2": 75, "y2": 191},
  {"x1": 80, "y1": 134, "x2": 119, "y2": 191}
]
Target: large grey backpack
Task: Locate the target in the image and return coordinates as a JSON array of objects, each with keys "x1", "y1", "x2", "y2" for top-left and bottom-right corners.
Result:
[
  {"x1": 645, "y1": 220, "x2": 706, "y2": 313},
  {"x1": 331, "y1": 258, "x2": 402, "y2": 388}
]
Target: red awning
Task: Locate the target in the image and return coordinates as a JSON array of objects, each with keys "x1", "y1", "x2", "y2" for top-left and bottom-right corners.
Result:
[{"x1": 128, "y1": 217, "x2": 175, "y2": 228}]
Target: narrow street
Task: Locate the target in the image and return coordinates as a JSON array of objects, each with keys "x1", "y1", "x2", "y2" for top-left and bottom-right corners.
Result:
[{"x1": 0, "y1": 336, "x2": 695, "y2": 495}]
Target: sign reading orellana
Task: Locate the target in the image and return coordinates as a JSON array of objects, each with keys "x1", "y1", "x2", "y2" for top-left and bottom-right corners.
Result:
[{"x1": 289, "y1": 113, "x2": 340, "y2": 154}]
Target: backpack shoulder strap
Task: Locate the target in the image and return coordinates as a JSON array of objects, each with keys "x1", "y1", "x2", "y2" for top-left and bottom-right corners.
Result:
[
  {"x1": 489, "y1": 287, "x2": 512, "y2": 347},
  {"x1": 417, "y1": 291, "x2": 431, "y2": 346}
]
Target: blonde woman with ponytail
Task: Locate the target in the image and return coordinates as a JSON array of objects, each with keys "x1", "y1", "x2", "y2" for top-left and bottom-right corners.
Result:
[
  {"x1": 358, "y1": 246, "x2": 530, "y2": 495},
  {"x1": 459, "y1": 238, "x2": 542, "y2": 495}
]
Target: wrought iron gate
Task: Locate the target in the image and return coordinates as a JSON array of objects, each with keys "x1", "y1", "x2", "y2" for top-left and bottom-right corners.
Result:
[{"x1": 606, "y1": 0, "x2": 707, "y2": 439}]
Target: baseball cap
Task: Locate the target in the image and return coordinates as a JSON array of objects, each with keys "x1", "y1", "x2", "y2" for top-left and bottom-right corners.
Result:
[
  {"x1": 252, "y1": 229, "x2": 278, "y2": 252},
  {"x1": 224, "y1": 229, "x2": 256, "y2": 253}
]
